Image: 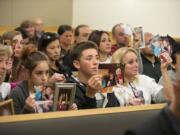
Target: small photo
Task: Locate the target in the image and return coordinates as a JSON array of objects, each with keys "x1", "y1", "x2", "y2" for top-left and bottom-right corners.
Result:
[
  {"x1": 35, "y1": 100, "x2": 53, "y2": 113},
  {"x1": 99, "y1": 63, "x2": 123, "y2": 93},
  {"x1": 150, "y1": 35, "x2": 172, "y2": 57},
  {"x1": 133, "y1": 26, "x2": 145, "y2": 48},
  {"x1": 53, "y1": 83, "x2": 76, "y2": 111}
]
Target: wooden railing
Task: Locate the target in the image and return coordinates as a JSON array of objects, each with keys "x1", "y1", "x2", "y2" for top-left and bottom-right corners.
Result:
[
  {"x1": 0, "y1": 103, "x2": 165, "y2": 123},
  {"x1": 0, "y1": 104, "x2": 165, "y2": 135}
]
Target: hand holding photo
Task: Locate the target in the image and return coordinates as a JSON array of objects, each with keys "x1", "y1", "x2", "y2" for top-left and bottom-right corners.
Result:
[
  {"x1": 99, "y1": 63, "x2": 124, "y2": 93},
  {"x1": 150, "y1": 35, "x2": 172, "y2": 57}
]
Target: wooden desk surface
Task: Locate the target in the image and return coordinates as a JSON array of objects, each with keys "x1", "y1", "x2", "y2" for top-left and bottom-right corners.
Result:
[{"x1": 0, "y1": 103, "x2": 165, "y2": 123}]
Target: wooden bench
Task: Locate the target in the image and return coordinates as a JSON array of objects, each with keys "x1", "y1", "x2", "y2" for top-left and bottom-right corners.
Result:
[{"x1": 0, "y1": 104, "x2": 165, "y2": 135}]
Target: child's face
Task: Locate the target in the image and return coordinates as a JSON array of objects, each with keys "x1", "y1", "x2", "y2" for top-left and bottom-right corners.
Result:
[
  {"x1": 30, "y1": 61, "x2": 49, "y2": 86},
  {"x1": 75, "y1": 48, "x2": 99, "y2": 77}
]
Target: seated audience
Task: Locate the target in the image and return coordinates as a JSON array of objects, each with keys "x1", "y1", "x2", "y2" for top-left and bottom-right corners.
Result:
[
  {"x1": 124, "y1": 45, "x2": 180, "y2": 135},
  {"x1": 74, "y1": 25, "x2": 91, "y2": 44},
  {"x1": 89, "y1": 30, "x2": 112, "y2": 63},
  {"x1": 106, "y1": 47, "x2": 171, "y2": 107},
  {"x1": 68, "y1": 41, "x2": 101, "y2": 109}
]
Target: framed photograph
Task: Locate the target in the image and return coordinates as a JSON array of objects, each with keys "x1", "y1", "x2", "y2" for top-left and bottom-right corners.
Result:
[
  {"x1": 0, "y1": 99, "x2": 15, "y2": 116},
  {"x1": 133, "y1": 26, "x2": 145, "y2": 49},
  {"x1": 53, "y1": 83, "x2": 76, "y2": 111}
]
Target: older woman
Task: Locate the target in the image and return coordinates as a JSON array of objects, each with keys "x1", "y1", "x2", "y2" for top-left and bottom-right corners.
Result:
[
  {"x1": 106, "y1": 47, "x2": 171, "y2": 107},
  {"x1": 0, "y1": 44, "x2": 12, "y2": 100}
]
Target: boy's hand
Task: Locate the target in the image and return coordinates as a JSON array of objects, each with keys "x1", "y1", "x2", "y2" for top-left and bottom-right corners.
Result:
[{"x1": 86, "y1": 75, "x2": 102, "y2": 98}]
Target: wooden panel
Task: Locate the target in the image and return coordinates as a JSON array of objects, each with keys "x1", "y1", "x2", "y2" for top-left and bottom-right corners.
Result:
[
  {"x1": 0, "y1": 104, "x2": 165, "y2": 135},
  {"x1": 0, "y1": 103, "x2": 165, "y2": 123}
]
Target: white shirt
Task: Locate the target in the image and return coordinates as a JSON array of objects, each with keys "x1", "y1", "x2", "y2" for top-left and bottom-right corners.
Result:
[
  {"x1": 112, "y1": 75, "x2": 163, "y2": 106},
  {"x1": 99, "y1": 56, "x2": 112, "y2": 64},
  {"x1": 0, "y1": 82, "x2": 11, "y2": 99}
]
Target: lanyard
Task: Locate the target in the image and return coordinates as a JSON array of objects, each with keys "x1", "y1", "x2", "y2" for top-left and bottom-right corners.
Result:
[{"x1": 129, "y1": 82, "x2": 139, "y2": 98}]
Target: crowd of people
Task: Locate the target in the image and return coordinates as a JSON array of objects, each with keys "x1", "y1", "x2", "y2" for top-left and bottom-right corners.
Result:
[{"x1": 0, "y1": 18, "x2": 179, "y2": 118}]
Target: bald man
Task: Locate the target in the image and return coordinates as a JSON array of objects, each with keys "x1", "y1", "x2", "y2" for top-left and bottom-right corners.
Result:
[{"x1": 33, "y1": 18, "x2": 44, "y2": 38}]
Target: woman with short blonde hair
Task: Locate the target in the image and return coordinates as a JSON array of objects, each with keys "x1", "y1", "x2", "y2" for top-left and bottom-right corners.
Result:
[
  {"x1": 112, "y1": 47, "x2": 138, "y2": 64},
  {"x1": 106, "y1": 47, "x2": 171, "y2": 107}
]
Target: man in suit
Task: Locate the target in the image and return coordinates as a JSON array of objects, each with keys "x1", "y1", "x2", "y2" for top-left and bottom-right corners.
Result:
[{"x1": 124, "y1": 45, "x2": 180, "y2": 135}]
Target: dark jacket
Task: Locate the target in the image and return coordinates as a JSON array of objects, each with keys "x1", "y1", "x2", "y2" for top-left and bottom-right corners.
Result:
[
  {"x1": 50, "y1": 61, "x2": 72, "y2": 80},
  {"x1": 124, "y1": 108, "x2": 178, "y2": 135},
  {"x1": 141, "y1": 53, "x2": 161, "y2": 83},
  {"x1": 10, "y1": 80, "x2": 34, "y2": 114},
  {"x1": 67, "y1": 77, "x2": 97, "y2": 109}
]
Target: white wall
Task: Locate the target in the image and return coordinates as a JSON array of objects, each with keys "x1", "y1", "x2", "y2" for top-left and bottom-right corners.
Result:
[
  {"x1": 0, "y1": 0, "x2": 72, "y2": 26},
  {"x1": 72, "y1": 0, "x2": 180, "y2": 36}
]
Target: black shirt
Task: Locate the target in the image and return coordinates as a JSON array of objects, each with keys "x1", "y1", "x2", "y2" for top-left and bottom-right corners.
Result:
[
  {"x1": 67, "y1": 76, "x2": 97, "y2": 109},
  {"x1": 141, "y1": 53, "x2": 161, "y2": 83}
]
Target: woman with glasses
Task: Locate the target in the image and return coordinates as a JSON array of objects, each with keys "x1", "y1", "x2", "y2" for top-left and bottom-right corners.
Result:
[{"x1": 105, "y1": 47, "x2": 172, "y2": 107}]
